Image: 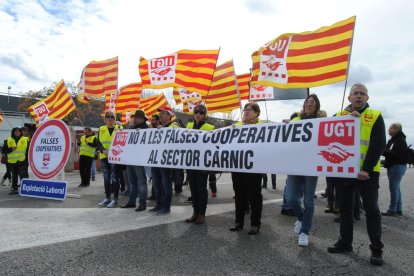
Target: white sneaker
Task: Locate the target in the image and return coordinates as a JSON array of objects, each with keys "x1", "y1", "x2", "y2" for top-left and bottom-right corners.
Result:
[
  {"x1": 106, "y1": 200, "x2": 118, "y2": 208},
  {"x1": 298, "y1": 233, "x2": 309, "y2": 247},
  {"x1": 294, "y1": 220, "x2": 302, "y2": 235},
  {"x1": 98, "y1": 198, "x2": 111, "y2": 206}
]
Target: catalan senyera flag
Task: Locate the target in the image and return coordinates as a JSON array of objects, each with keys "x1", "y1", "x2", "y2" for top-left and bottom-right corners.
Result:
[
  {"x1": 121, "y1": 111, "x2": 134, "y2": 124},
  {"x1": 237, "y1": 73, "x2": 250, "y2": 100},
  {"x1": 28, "y1": 80, "x2": 75, "y2": 124},
  {"x1": 205, "y1": 60, "x2": 241, "y2": 113},
  {"x1": 139, "y1": 93, "x2": 169, "y2": 117},
  {"x1": 78, "y1": 56, "x2": 118, "y2": 97},
  {"x1": 139, "y1": 49, "x2": 220, "y2": 96},
  {"x1": 173, "y1": 88, "x2": 182, "y2": 105},
  {"x1": 116, "y1": 82, "x2": 142, "y2": 114},
  {"x1": 251, "y1": 16, "x2": 356, "y2": 88}
]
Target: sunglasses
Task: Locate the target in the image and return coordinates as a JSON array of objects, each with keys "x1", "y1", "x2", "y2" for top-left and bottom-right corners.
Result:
[
  {"x1": 194, "y1": 110, "x2": 206, "y2": 115},
  {"x1": 105, "y1": 116, "x2": 115, "y2": 119}
]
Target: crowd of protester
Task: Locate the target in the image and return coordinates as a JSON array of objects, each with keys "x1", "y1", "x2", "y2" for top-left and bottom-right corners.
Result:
[{"x1": 2, "y1": 83, "x2": 412, "y2": 266}]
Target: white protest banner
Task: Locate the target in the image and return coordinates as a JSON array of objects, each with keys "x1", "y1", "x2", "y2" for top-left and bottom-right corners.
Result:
[{"x1": 108, "y1": 116, "x2": 360, "y2": 178}]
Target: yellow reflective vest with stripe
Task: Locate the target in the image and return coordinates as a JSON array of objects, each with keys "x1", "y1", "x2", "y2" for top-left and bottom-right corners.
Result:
[
  {"x1": 7, "y1": 137, "x2": 29, "y2": 164},
  {"x1": 80, "y1": 135, "x2": 97, "y2": 158},
  {"x1": 336, "y1": 108, "x2": 381, "y2": 172},
  {"x1": 186, "y1": 122, "x2": 215, "y2": 130},
  {"x1": 99, "y1": 125, "x2": 121, "y2": 159}
]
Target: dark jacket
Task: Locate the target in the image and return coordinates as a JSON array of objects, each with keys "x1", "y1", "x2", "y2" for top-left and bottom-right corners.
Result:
[
  {"x1": 131, "y1": 122, "x2": 149, "y2": 130},
  {"x1": 382, "y1": 131, "x2": 407, "y2": 168}
]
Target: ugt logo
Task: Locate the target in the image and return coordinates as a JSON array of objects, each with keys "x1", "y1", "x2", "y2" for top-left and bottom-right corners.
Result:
[
  {"x1": 149, "y1": 54, "x2": 177, "y2": 76},
  {"x1": 111, "y1": 131, "x2": 129, "y2": 156},
  {"x1": 33, "y1": 102, "x2": 50, "y2": 122},
  {"x1": 148, "y1": 53, "x2": 177, "y2": 85},
  {"x1": 318, "y1": 120, "x2": 355, "y2": 164}
]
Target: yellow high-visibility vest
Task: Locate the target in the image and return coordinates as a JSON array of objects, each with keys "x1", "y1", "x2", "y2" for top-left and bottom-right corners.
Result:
[
  {"x1": 80, "y1": 135, "x2": 96, "y2": 158},
  {"x1": 186, "y1": 122, "x2": 215, "y2": 130},
  {"x1": 336, "y1": 108, "x2": 381, "y2": 172},
  {"x1": 98, "y1": 125, "x2": 120, "y2": 159},
  {"x1": 7, "y1": 137, "x2": 29, "y2": 164},
  {"x1": 235, "y1": 120, "x2": 263, "y2": 126}
]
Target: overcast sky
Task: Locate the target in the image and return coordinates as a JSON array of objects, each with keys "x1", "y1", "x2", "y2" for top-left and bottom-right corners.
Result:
[{"x1": 1, "y1": 0, "x2": 413, "y2": 142}]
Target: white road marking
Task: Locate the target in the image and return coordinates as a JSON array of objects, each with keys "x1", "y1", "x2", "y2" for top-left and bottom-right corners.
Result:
[{"x1": 0, "y1": 190, "x2": 324, "y2": 253}]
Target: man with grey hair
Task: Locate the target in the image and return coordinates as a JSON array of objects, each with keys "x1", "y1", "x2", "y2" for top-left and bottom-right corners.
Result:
[{"x1": 328, "y1": 83, "x2": 386, "y2": 266}]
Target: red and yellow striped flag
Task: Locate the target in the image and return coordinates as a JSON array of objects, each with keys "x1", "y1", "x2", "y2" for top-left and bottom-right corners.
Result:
[
  {"x1": 28, "y1": 80, "x2": 75, "y2": 124},
  {"x1": 251, "y1": 16, "x2": 356, "y2": 88},
  {"x1": 205, "y1": 60, "x2": 241, "y2": 113},
  {"x1": 139, "y1": 93, "x2": 170, "y2": 117},
  {"x1": 237, "y1": 73, "x2": 250, "y2": 100},
  {"x1": 139, "y1": 49, "x2": 219, "y2": 96},
  {"x1": 121, "y1": 111, "x2": 134, "y2": 125},
  {"x1": 116, "y1": 82, "x2": 142, "y2": 114},
  {"x1": 78, "y1": 56, "x2": 118, "y2": 97},
  {"x1": 172, "y1": 88, "x2": 182, "y2": 105}
]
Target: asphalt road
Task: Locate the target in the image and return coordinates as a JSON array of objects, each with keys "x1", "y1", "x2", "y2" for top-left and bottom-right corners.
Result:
[{"x1": 0, "y1": 167, "x2": 413, "y2": 275}]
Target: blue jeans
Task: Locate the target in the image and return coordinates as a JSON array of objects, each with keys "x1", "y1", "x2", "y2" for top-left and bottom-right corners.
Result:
[
  {"x1": 286, "y1": 175, "x2": 318, "y2": 235},
  {"x1": 387, "y1": 164, "x2": 407, "y2": 212},
  {"x1": 91, "y1": 159, "x2": 96, "y2": 178},
  {"x1": 101, "y1": 158, "x2": 119, "y2": 200},
  {"x1": 127, "y1": 165, "x2": 147, "y2": 206},
  {"x1": 151, "y1": 167, "x2": 172, "y2": 212}
]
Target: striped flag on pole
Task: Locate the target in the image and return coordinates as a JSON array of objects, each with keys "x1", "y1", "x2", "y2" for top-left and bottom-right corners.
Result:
[
  {"x1": 139, "y1": 49, "x2": 219, "y2": 96},
  {"x1": 78, "y1": 57, "x2": 118, "y2": 97},
  {"x1": 251, "y1": 16, "x2": 356, "y2": 88},
  {"x1": 237, "y1": 73, "x2": 250, "y2": 100},
  {"x1": 28, "y1": 80, "x2": 75, "y2": 124},
  {"x1": 116, "y1": 82, "x2": 142, "y2": 114},
  {"x1": 139, "y1": 93, "x2": 170, "y2": 117},
  {"x1": 205, "y1": 60, "x2": 241, "y2": 113}
]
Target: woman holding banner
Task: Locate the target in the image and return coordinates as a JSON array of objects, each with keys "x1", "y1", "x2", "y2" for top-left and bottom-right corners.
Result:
[
  {"x1": 185, "y1": 104, "x2": 215, "y2": 225},
  {"x1": 286, "y1": 94, "x2": 326, "y2": 246},
  {"x1": 230, "y1": 102, "x2": 263, "y2": 235}
]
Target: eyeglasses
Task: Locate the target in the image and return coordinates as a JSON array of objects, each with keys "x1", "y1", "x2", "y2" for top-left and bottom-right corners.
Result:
[
  {"x1": 194, "y1": 110, "x2": 206, "y2": 115},
  {"x1": 105, "y1": 116, "x2": 115, "y2": 119},
  {"x1": 243, "y1": 109, "x2": 255, "y2": 112}
]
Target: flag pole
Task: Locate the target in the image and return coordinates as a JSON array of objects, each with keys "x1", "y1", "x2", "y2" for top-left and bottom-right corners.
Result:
[
  {"x1": 264, "y1": 99, "x2": 269, "y2": 122},
  {"x1": 341, "y1": 16, "x2": 357, "y2": 110}
]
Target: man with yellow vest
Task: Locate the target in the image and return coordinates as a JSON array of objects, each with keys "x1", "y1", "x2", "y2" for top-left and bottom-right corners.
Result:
[
  {"x1": 149, "y1": 107, "x2": 178, "y2": 215},
  {"x1": 6, "y1": 127, "x2": 29, "y2": 195},
  {"x1": 327, "y1": 83, "x2": 386, "y2": 266},
  {"x1": 185, "y1": 104, "x2": 215, "y2": 225},
  {"x1": 97, "y1": 110, "x2": 122, "y2": 208},
  {"x1": 78, "y1": 127, "x2": 97, "y2": 187}
]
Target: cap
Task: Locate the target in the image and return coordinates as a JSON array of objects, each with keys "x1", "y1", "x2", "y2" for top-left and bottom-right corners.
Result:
[
  {"x1": 134, "y1": 109, "x2": 148, "y2": 120},
  {"x1": 157, "y1": 106, "x2": 174, "y2": 116}
]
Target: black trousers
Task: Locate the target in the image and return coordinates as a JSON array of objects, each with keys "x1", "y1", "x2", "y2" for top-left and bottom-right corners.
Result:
[
  {"x1": 326, "y1": 177, "x2": 341, "y2": 207},
  {"x1": 339, "y1": 173, "x2": 383, "y2": 253},
  {"x1": 2, "y1": 163, "x2": 11, "y2": 180},
  {"x1": 208, "y1": 173, "x2": 217, "y2": 193},
  {"x1": 10, "y1": 163, "x2": 24, "y2": 191},
  {"x1": 173, "y1": 169, "x2": 184, "y2": 193},
  {"x1": 188, "y1": 170, "x2": 208, "y2": 215},
  {"x1": 232, "y1": 172, "x2": 263, "y2": 227},
  {"x1": 79, "y1": 155, "x2": 93, "y2": 185}
]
